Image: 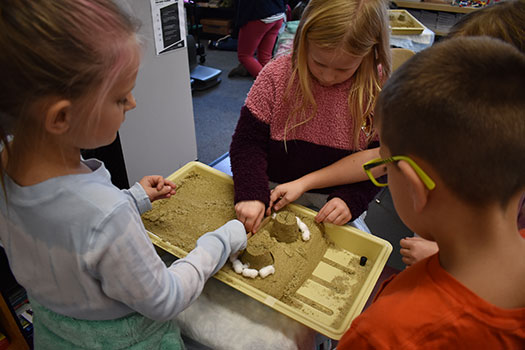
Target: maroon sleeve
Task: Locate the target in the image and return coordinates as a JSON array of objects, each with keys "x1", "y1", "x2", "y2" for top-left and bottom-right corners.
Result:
[{"x1": 229, "y1": 106, "x2": 271, "y2": 206}]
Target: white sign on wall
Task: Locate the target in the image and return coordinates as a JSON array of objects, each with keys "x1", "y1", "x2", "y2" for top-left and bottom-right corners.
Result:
[{"x1": 150, "y1": 0, "x2": 186, "y2": 55}]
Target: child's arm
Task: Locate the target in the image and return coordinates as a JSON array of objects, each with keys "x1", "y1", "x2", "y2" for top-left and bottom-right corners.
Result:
[
  {"x1": 139, "y1": 175, "x2": 176, "y2": 202},
  {"x1": 234, "y1": 200, "x2": 266, "y2": 233},
  {"x1": 315, "y1": 197, "x2": 352, "y2": 225},
  {"x1": 87, "y1": 209, "x2": 247, "y2": 321},
  {"x1": 327, "y1": 179, "x2": 380, "y2": 223},
  {"x1": 268, "y1": 147, "x2": 381, "y2": 212},
  {"x1": 123, "y1": 176, "x2": 176, "y2": 216},
  {"x1": 230, "y1": 106, "x2": 273, "y2": 233},
  {"x1": 400, "y1": 236, "x2": 439, "y2": 266}
]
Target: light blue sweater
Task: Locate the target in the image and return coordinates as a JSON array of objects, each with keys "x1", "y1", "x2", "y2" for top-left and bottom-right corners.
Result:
[{"x1": 0, "y1": 159, "x2": 246, "y2": 322}]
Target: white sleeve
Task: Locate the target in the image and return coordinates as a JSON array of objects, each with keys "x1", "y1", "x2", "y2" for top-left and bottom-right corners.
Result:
[
  {"x1": 85, "y1": 202, "x2": 247, "y2": 321},
  {"x1": 122, "y1": 182, "x2": 152, "y2": 214}
]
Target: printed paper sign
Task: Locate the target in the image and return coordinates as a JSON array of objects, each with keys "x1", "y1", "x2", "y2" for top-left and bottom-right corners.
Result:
[{"x1": 151, "y1": 0, "x2": 186, "y2": 55}]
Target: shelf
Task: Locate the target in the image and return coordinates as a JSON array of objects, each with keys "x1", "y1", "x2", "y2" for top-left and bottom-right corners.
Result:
[
  {"x1": 396, "y1": 5, "x2": 466, "y2": 36},
  {"x1": 432, "y1": 29, "x2": 448, "y2": 36},
  {"x1": 393, "y1": 1, "x2": 479, "y2": 13},
  {"x1": 0, "y1": 248, "x2": 31, "y2": 349},
  {"x1": 0, "y1": 296, "x2": 29, "y2": 350}
]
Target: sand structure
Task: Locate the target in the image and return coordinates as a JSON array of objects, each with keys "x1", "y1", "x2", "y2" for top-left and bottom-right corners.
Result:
[
  {"x1": 142, "y1": 170, "x2": 331, "y2": 299},
  {"x1": 240, "y1": 210, "x2": 303, "y2": 269},
  {"x1": 389, "y1": 12, "x2": 417, "y2": 29},
  {"x1": 271, "y1": 211, "x2": 300, "y2": 243},
  {"x1": 236, "y1": 210, "x2": 311, "y2": 279},
  {"x1": 142, "y1": 167, "x2": 374, "y2": 330},
  {"x1": 240, "y1": 232, "x2": 275, "y2": 269}
]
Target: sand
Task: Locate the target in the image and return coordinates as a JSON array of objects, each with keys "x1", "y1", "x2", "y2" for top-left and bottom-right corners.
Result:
[
  {"x1": 142, "y1": 169, "x2": 373, "y2": 326},
  {"x1": 389, "y1": 12, "x2": 417, "y2": 28}
]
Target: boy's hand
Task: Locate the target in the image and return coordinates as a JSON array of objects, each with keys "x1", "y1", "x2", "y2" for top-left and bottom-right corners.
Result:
[
  {"x1": 267, "y1": 179, "x2": 307, "y2": 215},
  {"x1": 139, "y1": 175, "x2": 177, "y2": 202},
  {"x1": 315, "y1": 197, "x2": 352, "y2": 225},
  {"x1": 235, "y1": 200, "x2": 265, "y2": 234},
  {"x1": 400, "y1": 236, "x2": 439, "y2": 267}
]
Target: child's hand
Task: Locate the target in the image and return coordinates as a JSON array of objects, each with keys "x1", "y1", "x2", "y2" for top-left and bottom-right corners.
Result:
[
  {"x1": 139, "y1": 175, "x2": 177, "y2": 202},
  {"x1": 400, "y1": 236, "x2": 439, "y2": 267},
  {"x1": 267, "y1": 179, "x2": 307, "y2": 215},
  {"x1": 235, "y1": 200, "x2": 265, "y2": 234},
  {"x1": 315, "y1": 197, "x2": 352, "y2": 225}
]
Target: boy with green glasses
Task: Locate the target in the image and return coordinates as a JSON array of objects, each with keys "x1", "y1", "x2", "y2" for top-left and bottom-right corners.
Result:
[{"x1": 338, "y1": 36, "x2": 525, "y2": 348}]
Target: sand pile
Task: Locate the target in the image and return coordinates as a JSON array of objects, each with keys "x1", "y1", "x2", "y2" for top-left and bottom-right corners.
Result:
[{"x1": 142, "y1": 168, "x2": 373, "y2": 327}]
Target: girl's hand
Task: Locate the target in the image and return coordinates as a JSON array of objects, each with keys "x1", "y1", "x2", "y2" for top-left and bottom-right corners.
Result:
[
  {"x1": 400, "y1": 236, "x2": 439, "y2": 267},
  {"x1": 235, "y1": 200, "x2": 266, "y2": 234},
  {"x1": 267, "y1": 179, "x2": 308, "y2": 215},
  {"x1": 139, "y1": 175, "x2": 177, "y2": 202},
  {"x1": 315, "y1": 198, "x2": 352, "y2": 225}
]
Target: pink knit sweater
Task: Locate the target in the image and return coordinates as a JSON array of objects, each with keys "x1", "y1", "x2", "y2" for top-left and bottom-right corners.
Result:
[
  {"x1": 230, "y1": 54, "x2": 380, "y2": 219},
  {"x1": 245, "y1": 54, "x2": 370, "y2": 151}
]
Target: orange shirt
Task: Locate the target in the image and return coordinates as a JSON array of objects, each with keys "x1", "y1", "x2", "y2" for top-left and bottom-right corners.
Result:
[{"x1": 338, "y1": 254, "x2": 525, "y2": 349}]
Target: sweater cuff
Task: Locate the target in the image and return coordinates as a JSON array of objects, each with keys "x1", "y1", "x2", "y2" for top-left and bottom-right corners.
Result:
[
  {"x1": 195, "y1": 220, "x2": 247, "y2": 275},
  {"x1": 128, "y1": 182, "x2": 152, "y2": 214}
]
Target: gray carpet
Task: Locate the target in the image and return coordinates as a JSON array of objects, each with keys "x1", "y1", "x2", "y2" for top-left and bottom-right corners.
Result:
[{"x1": 191, "y1": 45, "x2": 254, "y2": 165}]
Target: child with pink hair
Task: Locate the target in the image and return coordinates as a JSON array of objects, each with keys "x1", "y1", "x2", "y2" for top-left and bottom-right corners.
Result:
[{"x1": 0, "y1": 1, "x2": 247, "y2": 348}]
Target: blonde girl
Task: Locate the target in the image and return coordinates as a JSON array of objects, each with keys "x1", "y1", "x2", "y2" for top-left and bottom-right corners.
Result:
[
  {"x1": 0, "y1": 1, "x2": 246, "y2": 348},
  {"x1": 230, "y1": 0, "x2": 391, "y2": 233}
]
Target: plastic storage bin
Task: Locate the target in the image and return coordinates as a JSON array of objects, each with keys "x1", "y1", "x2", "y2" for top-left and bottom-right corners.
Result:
[
  {"x1": 389, "y1": 9, "x2": 426, "y2": 34},
  {"x1": 145, "y1": 161, "x2": 392, "y2": 339}
]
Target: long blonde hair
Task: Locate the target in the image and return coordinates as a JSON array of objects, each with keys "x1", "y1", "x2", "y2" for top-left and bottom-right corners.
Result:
[{"x1": 285, "y1": 0, "x2": 391, "y2": 150}]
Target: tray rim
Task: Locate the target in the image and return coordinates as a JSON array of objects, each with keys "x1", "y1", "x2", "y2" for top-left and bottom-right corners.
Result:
[
  {"x1": 147, "y1": 161, "x2": 393, "y2": 339},
  {"x1": 389, "y1": 9, "x2": 426, "y2": 35}
]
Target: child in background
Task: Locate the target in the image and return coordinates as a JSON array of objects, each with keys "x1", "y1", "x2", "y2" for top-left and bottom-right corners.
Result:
[
  {"x1": 228, "y1": 0, "x2": 286, "y2": 78},
  {"x1": 338, "y1": 36, "x2": 525, "y2": 348},
  {"x1": 0, "y1": 1, "x2": 246, "y2": 348},
  {"x1": 400, "y1": 0, "x2": 525, "y2": 266},
  {"x1": 230, "y1": 0, "x2": 391, "y2": 233}
]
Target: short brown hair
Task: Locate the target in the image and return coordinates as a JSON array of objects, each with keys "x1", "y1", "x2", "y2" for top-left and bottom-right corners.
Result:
[
  {"x1": 376, "y1": 36, "x2": 525, "y2": 206},
  {"x1": 447, "y1": 0, "x2": 525, "y2": 53}
]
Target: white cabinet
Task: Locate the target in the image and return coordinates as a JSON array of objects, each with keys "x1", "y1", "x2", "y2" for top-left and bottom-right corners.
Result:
[{"x1": 119, "y1": 0, "x2": 198, "y2": 184}]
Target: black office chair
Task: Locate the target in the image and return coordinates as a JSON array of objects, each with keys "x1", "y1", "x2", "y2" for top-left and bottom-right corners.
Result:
[{"x1": 187, "y1": 34, "x2": 222, "y2": 91}]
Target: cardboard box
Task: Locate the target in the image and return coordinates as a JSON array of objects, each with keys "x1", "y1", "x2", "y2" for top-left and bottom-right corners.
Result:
[
  {"x1": 145, "y1": 161, "x2": 392, "y2": 339},
  {"x1": 200, "y1": 18, "x2": 232, "y2": 35}
]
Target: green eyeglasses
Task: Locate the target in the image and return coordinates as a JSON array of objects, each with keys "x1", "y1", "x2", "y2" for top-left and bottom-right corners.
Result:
[{"x1": 362, "y1": 155, "x2": 436, "y2": 190}]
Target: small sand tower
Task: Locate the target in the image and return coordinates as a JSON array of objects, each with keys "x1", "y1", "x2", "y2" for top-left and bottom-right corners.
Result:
[
  {"x1": 240, "y1": 210, "x2": 301, "y2": 269},
  {"x1": 271, "y1": 211, "x2": 300, "y2": 243},
  {"x1": 240, "y1": 231, "x2": 274, "y2": 269}
]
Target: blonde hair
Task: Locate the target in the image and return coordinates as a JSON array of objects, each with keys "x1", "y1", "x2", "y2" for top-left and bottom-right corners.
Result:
[
  {"x1": 285, "y1": 0, "x2": 391, "y2": 150},
  {"x1": 0, "y1": 0, "x2": 141, "y2": 188}
]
